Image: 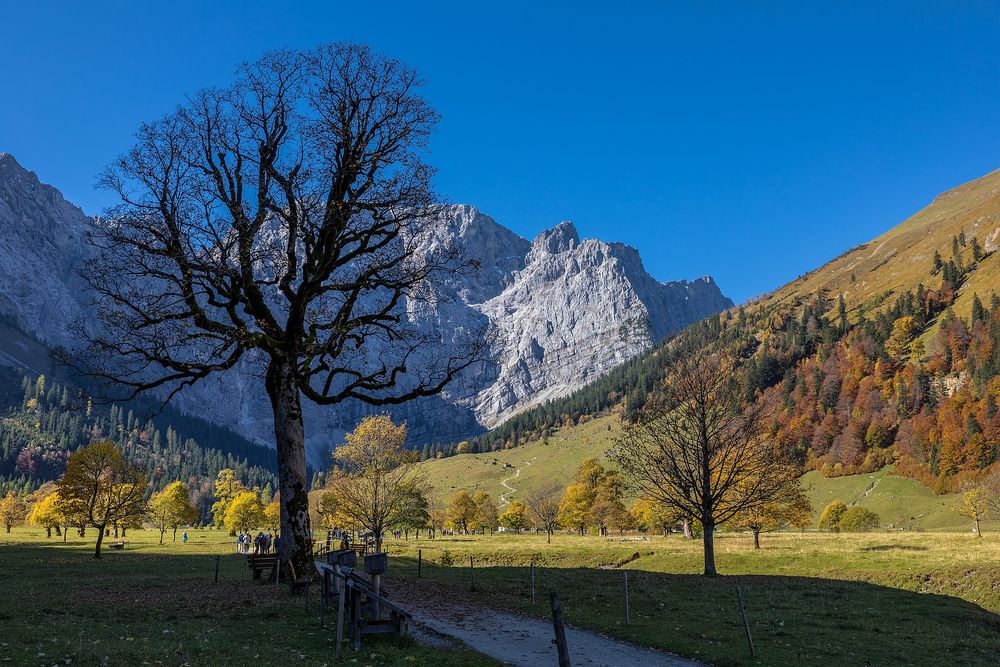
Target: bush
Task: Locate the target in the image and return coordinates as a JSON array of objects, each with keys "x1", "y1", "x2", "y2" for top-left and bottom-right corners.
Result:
[
  {"x1": 838, "y1": 506, "x2": 880, "y2": 532},
  {"x1": 439, "y1": 549, "x2": 455, "y2": 567},
  {"x1": 818, "y1": 500, "x2": 848, "y2": 531}
]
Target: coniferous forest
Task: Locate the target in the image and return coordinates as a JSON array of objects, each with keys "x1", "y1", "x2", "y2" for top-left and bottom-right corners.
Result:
[{"x1": 0, "y1": 370, "x2": 277, "y2": 521}]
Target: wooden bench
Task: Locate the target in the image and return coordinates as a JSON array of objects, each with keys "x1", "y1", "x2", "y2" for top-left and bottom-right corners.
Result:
[
  {"x1": 247, "y1": 553, "x2": 279, "y2": 580},
  {"x1": 109, "y1": 541, "x2": 126, "y2": 550}
]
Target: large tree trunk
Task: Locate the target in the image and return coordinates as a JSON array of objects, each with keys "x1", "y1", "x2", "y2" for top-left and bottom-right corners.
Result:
[
  {"x1": 94, "y1": 524, "x2": 106, "y2": 559},
  {"x1": 682, "y1": 518, "x2": 693, "y2": 539},
  {"x1": 159, "y1": 529, "x2": 165, "y2": 545},
  {"x1": 702, "y1": 522, "x2": 716, "y2": 576},
  {"x1": 265, "y1": 357, "x2": 313, "y2": 587},
  {"x1": 752, "y1": 528, "x2": 761, "y2": 550}
]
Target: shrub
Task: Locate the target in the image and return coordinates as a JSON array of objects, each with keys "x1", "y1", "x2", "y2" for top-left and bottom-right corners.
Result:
[
  {"x1": 818, "y1": 500, "x2": 848, "y2": 531},
  {"x1": 439, "y1": 549, "x2": 455, "y2": 567},
  {"x1": 838, "y1": 506, "x2": 880, "y2": 532}
]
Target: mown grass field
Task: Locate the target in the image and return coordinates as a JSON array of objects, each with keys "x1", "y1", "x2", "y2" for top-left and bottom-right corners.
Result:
[
  {"x1": 384, "y1": 529, "x2": 1000, "y2": 666},
  {"x1": 0, "y1": 527, "x2": 497, "y2": 667}
]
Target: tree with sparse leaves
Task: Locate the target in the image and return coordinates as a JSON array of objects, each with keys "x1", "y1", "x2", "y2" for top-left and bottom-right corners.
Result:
[
  {"x1": 614, "y1": 348, "x2": 800, "y2": 576},
  {"x1": 76, "y1": 43, "x2": 486, "y2": 581},
  {"x1": 524, "y1": 481, "x2": 563, "y2": 544}
]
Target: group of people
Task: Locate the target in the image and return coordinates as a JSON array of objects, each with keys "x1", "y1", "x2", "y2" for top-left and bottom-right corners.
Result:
[{"x1": 237, "y1": 530, "x2": 279, "y2": 554}]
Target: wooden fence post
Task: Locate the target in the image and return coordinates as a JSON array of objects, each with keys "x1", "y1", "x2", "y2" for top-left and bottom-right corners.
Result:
[
  {"x1": 418, "y1": 549, "x2": 422, "y2": 578},
  {"x1": 335, "y1": 577, "x2": 346, "y2": 660},
  {"x1": 530, "y1": 563, "x2": 536, "y2": 605},
  {"x1": 470, "y1": 556, "x2": 475, "y2": 591},
  {"x1": 735, "y1": 584, "x2": 756, "y2": 659},
  {"x1": 549, "y1": 591, "x2": 571, "y2": 667},
  {"x1": 214, "y1": 555, "x2": 220, "y2": 583},
  {"x1": 274, "y1": 559, "x2": 281, "y2": 601},
  {"x1": 624, "y1": 570, "x2": 630, "y2": 626}
]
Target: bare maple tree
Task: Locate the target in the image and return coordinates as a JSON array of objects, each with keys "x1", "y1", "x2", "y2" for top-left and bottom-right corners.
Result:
[
  {"x1": 524, "y1": 480, "x2": 563, "y2": 544},
  {"x1": 613, "y1": 348, "x2": 799, "y2": 575},
  {"x1": 78, "y1": 43, "x2": 486, "y2": 580}
]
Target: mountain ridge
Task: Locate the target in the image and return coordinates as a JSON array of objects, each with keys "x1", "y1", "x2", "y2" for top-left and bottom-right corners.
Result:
[{"x1": 0, "y1": 153, "x2": 732, "y2": 463}]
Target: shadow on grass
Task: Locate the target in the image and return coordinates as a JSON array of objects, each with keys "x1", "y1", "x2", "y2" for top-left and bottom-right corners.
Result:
[
  {"x1": 859, "y1": 544, "x2": 930, "y2": 552},
  {"x1": 0, "y1": 540, "x2": 494, "y2": 667},
  {"x1": 386, "y1": 556, "x2": 1000, "y2": 667}
]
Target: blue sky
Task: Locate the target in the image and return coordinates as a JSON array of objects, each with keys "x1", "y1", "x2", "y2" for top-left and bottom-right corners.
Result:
[{"x1": 5, "y1": 2, "x2": 1000, "y2": 303}]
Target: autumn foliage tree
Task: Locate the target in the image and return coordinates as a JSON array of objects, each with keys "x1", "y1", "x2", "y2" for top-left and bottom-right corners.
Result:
[
  {"x1": 0, "y1": 492, "x2": 26, "y2": 532},
  {"x1": 148, "y1": 481, "x2": 199, "y2": 543},
  {"x1": 732, "y1": 486, "x2": 811, "y2": 548},
  {"x1": 78, "y1": 43, "x2": 485, "y2": 580},
  {"x1": 327, "y1": 415, "x2": 420, "y2": 552},
  {"x1": 224, "y1": 491, "x2": 267, "y2": 533},
  {"x1": 446, "y1": 490, "x2": 477, "y2": 534},
  {"x1": 56, "y1": 441, "x2": 147, "y2": 558}
]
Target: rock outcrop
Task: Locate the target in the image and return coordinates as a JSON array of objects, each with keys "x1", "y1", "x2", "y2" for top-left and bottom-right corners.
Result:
[{"x1": 0, "y1": 154, "x2": 732, "y2": 461}]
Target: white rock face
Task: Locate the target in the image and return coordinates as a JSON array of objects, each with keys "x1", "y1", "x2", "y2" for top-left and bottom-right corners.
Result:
[
  {"x1": 0, "y1": 154, "x2": 92, "y2": 357},
  {"x1": 0, "y1": 155, "x2": 732, "y2": 461}
]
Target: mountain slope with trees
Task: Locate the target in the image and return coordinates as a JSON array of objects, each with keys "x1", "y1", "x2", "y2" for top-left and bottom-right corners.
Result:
[{"x1": 430, "y1": 167, "x2": 1000, "y2": 496}]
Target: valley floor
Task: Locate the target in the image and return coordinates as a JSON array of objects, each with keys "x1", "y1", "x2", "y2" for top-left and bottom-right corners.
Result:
[
  {"x1": 2, "y1": 527, "x2": 999, "y2": 666},
  {"x1": 384, "y1": 529, "x2": 1000, "y2": 666}
]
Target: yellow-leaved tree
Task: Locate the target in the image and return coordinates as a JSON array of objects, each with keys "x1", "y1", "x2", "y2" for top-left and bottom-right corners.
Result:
[
  {"x1": 211, "y1": 469, "x2": 249, "y2": 531},
  {"x1": 499, "y1": 500, "x2": 529, "y2": 533},
  {"x1": 148, "y1": 482, "x2": 199, "y2": 544},
  {"x1": 958, "y1": 486, "x2": 990, "y2": 537},
  {"x1": 264, "y1": 499, "x2": 281, "y2": 532},
  {"x1": 224, "y1": 491, "x2": 266, "y2": 534},
  {"x1": 56, "y1": 440, "x2": 148, "y2": 559},
  {"x1": 446, "y1": 490, "x2": 477, "y2": 534},
  {"x1": 0, "y1": 492, "x2": 26, "y2": 533},
  {"x1": 326, "y1": 415, "x2": 418, "y2": 552},
  {"x1": 732, "y1": 485, "x2": 812, "y2": 549}
]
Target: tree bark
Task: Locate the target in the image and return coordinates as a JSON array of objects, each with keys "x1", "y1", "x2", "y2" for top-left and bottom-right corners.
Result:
[
  {"x1": 702, "y1": 523, "x2": 716, "y2": 576},
  {"x1": 159, "y1": 529, "x2": 165, "y2": 545},
  {"x1": 94, "y1": 523, "x2": 106, "y2": 559},
  {"x1": 265, "y1": 357, "x2": 313, "y2": 586},
  {"x1": 173, "y1": 526, "x2": 178, "y2": 542},
  {"x1": 682, "y1": 518, "x2": 693, "y2": 539},
  {"x1": 752, "y1": 528, "x2": 761, "y2": 550},
  {"x1": 975, "y1": 518, "x2": 981, "y2": 537}
]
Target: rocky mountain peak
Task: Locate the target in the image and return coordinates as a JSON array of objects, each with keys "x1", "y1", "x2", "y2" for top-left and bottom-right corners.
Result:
[
  {"x1": 529, "y1": 221, "x2": 580, "y2": 258},
  {"x1": 0, "y1": 154, "x2": 733, "y2": 461}
]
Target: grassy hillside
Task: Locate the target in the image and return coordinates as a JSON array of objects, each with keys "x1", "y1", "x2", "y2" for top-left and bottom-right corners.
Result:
[
  {"x1": 758, "y1": 167, "x2": 1000, "y2": 321},
  {"x1": 417, "y1": 414, "x2": 621, "y2": 506},
  {"x1": 419, "y1": 413, "x2": 990, "y2": 531}
]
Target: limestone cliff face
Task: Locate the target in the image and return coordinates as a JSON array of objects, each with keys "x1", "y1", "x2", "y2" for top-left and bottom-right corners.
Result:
[{"x1": 0, "y1": 155, "x2": 732, "y2": 460}]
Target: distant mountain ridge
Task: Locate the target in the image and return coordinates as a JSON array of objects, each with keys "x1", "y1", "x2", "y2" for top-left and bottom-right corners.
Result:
[{"x1": 0, "y1": 153, "x2": 732, "y2": 462}]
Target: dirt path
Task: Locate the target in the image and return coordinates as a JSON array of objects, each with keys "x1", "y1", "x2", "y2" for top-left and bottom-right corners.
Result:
[
  {"x1": 389, "y1": 577, "x2": 701, "y2": 667},
  {"x1": 498, "y1": 468, "x2": 520, "y2": 507}
]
